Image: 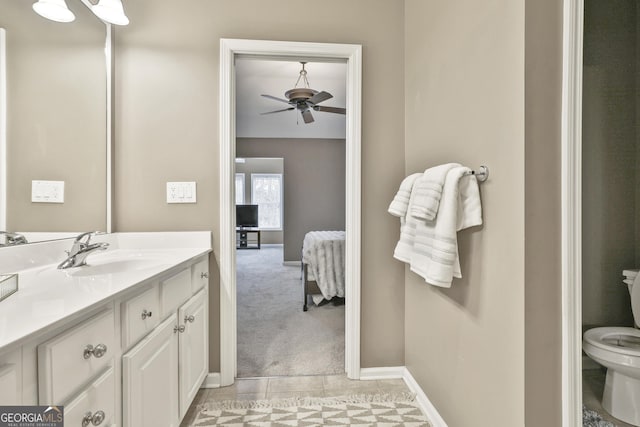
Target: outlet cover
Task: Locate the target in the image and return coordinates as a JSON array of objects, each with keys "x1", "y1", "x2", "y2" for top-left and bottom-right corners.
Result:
[
  {"x1": 32, "y1": 180, "x2": 64, "y2": 203},
  {"x1": 167, "y1": 181, "x2": 197, "y2": 204}
]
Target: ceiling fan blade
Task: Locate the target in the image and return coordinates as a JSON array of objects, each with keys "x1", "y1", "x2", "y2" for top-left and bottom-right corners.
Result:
[
  {"x1": 261, "y1": 107, "x2": 295, "y2": 115},
  {"x1": 301, "y1": 109, "x2": 315, "y2": 124},
  {"x1": 307, "y1": 91, "x2": 333, "y2": 105},
  {"x1": 313, "y1": 105, "x2": 346, "y2": 115},
  {"x1": 261, "y1": 94, "x2": 291, "y2": 104}
]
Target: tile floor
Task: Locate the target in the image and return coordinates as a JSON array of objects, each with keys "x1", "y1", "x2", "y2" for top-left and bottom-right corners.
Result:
[
  {"x1": 180, "y1": 374, "x2": 411, "y2": 426},
  {"x1": 583, "y1": 368, "x2": 635, "y2": 427}
]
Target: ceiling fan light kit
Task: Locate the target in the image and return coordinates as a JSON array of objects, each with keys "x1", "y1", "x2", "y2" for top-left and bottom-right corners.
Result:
[{"x1": 261, "y1": 62, "x2": 346, "y2": 124}]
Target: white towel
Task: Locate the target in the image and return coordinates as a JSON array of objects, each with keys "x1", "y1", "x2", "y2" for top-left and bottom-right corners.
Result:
[
  {"x1": 624, "y1": 278, "x2": 634, "y2": 286},
  {"x1": 623, "y1": 269, "x2": 639, "y2": 277},
  {"x1": 410, "y1": 163, "x2": 460, "y2": 221},
  {"x1": 410, "y1": 167, "x2": 483, "y2": 287},
  {"x1": 456, "y1": 168, "x2": 483, "y2": 231},
  {"x1": 393, "y1": 180, "x2": 420, "y2": 263},
  {"x1": 388, "y1": 173, "x2": 423, "y2": 217}
]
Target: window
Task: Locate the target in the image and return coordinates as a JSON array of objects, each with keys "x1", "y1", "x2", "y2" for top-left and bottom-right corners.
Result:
[
  {"x1": 251, "y1": 173, "x2": 282, "y2": 230},
  {"x1": 235, "y1": 173, "x2": 245, "y2": 205}
]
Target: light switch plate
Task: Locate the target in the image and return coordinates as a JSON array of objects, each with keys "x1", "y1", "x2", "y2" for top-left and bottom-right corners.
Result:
[
  {"x1": 167, "y1": 181, "x2": 197, "y2": 204},
  {"x1": 31, "y1": 180, "x2": 64, "y2": 203}
]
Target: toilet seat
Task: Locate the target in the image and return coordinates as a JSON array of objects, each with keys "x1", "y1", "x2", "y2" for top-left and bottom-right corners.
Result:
[{"x1": 584, "y1": 327, "x2": 640, "y2": 357}]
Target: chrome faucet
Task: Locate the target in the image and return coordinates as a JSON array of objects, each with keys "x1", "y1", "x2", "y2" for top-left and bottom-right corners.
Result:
[
  {"x1": 0, "y1": 231, "x2": 28, "y2": 247},
  {"x1": 57, "y1": 231, "x2": 109, "y2": 269}
]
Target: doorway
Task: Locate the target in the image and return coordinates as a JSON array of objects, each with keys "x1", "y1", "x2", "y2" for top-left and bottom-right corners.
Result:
[{"x1": 218, "y1": 39, "x2": 362, "y2": 387}]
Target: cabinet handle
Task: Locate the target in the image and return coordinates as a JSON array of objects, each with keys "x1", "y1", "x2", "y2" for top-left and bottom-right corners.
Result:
[
  {"x1": 83, "y1": 344, "x2": 107, "y2": 359},
  {"x1": 82, "y1": 410, "x2": 105, "y2": 426},
  {"x1": 141, "y1": 309, "x2": 152, "y2": 320},
  {"x1": 184, "y1": 315, "x2": 195, "y2": 323},
  {"x1": 200, "y1": 272, "x2": 209, "y2": 279},
  {"x1": 174, "y1": 325, "x2": 185, "y2": 333}
]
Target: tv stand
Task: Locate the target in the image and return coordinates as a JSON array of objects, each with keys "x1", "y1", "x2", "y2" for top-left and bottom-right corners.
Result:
[{"x1": 236, "y1": 227, "x2": 261, "y2": 249}]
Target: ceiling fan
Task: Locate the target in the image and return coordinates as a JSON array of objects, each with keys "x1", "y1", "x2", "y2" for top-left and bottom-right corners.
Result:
[{"x1": 260, "y1": 62, "x2": 346, "y2": 124}]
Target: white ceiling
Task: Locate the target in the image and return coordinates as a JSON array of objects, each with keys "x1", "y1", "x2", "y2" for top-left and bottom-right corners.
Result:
[{"x1": 235, "y1": 58, "x2": 347, "y2": 139}]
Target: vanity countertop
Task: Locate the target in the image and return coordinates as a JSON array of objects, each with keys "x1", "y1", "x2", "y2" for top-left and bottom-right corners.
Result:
[{"x1": 0, "y1": 232, "x2": 212, "y2": 351}]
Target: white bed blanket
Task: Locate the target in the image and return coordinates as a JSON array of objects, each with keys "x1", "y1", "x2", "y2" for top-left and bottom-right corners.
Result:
[{"x1": 302, "y1": 231, "x2": 346, "y2": 301}]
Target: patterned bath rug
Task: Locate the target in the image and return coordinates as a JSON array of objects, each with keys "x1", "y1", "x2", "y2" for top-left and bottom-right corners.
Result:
[
  {"x1": 583, "y1": 405, "x2": 616, "y2": 427},
  {"x1": 191, "y1": 392, "x2": 431, "y2": 426}
]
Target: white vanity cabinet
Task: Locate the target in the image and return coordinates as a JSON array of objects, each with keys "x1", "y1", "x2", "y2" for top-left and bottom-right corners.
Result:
[
  {"x1": 122, "y1": 260, "x2": 209, "y2": 427},
  {"x1": 0, "y1": 247, "x2": 210, "y2": 427}
]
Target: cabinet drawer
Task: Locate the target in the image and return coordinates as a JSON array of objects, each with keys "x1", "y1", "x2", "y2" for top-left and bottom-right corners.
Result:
[
  {"x1": 160, "y1": 269, "x2": 191, "y2": 317},
  {"x1": 64, "y1": 366, "x2": 115, "y2": 427},
  {"x1": 38, "y1": 309, "x2": 115, "y2": 404},
  {"x1": 122, "y1": 285, "x2": 160, "y2": 349},
  {"x1": 191, "y1": 258, "x2": 209, "y2": 293}
]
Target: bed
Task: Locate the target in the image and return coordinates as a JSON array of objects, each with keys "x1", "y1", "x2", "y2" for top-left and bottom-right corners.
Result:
[{"x1": 301, "y1": 230, "x2": 346, "y2": 311}]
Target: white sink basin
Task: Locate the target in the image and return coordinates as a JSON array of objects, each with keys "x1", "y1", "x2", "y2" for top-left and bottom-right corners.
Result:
[{"x1": 67, "y1": 258, "x2": 164, "y2": 277}]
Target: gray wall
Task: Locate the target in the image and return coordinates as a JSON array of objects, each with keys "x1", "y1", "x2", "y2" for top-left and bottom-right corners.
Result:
[
  {"x1": 1, "y1": 0, "x2": 106, "y2": 232},
  {"x1": 525, "y1": 0, "x2": 563, "y2": 424},
  {"x1": 237, "y1": 138, "x2": 345, "y2": 261},
  {"x1": 114, "y1": 0, "x2": 407, "y2": 371},
  {"x1": 235, "y1": 157, "x2": 284, "y2": 245},
  {"x1": 582, "y1": 0, "x2": 637, "y2": 329},
  {"x1": 404, "y1": 0, "x2": 526, "y2": 425}
]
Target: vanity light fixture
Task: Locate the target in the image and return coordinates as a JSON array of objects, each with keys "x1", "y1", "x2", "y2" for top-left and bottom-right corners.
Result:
[
  {"x1": 32, "y1": 0, "x2": 76, "y2": 23},
  {"x1": 91, "y1": 0, "x2": 129, "y2": 26},
  {"x1": 32, "y1": 0, "x2": 129, "y2": 26}
]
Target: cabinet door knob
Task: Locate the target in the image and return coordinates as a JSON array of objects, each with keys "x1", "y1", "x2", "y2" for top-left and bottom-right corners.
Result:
[
  {"x1": 82, "y1": 410, "x2": 105, "y2": 426},
  {"x1": 141, "y1": 309, "x2": 152, "y2": 320},
  {"x1": 184, "y1": 315, "x2": 195, "y2": 323},
  {"x1": 83, "y1": 343, "x2": 107, "y2": 359},
  {"x1": 174, "y1": 325, "x2": 186, "y2": 333},
  {"x1": 200, "y1": 272, "x2": 209, "y2": 279}
]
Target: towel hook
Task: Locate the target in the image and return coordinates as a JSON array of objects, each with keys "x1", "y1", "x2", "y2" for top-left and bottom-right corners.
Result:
[{"x1": 469, "y1": 165, "x2": 489, "y2": 182}]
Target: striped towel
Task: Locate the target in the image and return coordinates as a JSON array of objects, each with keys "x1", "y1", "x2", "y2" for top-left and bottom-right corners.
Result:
[
  {"x1": 410, "y1": 163, "x2": 460, "y2": 221},
  {"x1": 410, "y1": 167, "x2": 482, "y2": 287},
  {"x1": 388, "y1": 173, "x2": 423, "y2": 218}
]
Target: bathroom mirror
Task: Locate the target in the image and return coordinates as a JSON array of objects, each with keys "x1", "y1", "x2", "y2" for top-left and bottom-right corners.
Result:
[{"x1": 0, "y1": 0, "x2": 109, "y2": 242}]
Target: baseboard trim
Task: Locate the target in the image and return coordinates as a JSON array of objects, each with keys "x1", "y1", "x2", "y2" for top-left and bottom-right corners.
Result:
[
  {"x1": 359, "y1": 366, "x2": 447, "y2": 426},
  {"x1": 359, "y1": 366, "x2": 405, "y2": 380},
  {"x1": 201, "y1": 372, "x2": 221, "y2": 388},
  {"x1": 283, "y1": 261, "x2": 301, "y2": 267},
  {"x1": 402, "y1": 368, "x2": 448, "y2": 427}
]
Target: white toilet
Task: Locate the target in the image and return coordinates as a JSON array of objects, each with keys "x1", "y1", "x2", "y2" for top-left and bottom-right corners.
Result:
[{"x1": 583, "y1": 269, "x2": 640, "y2": 426}]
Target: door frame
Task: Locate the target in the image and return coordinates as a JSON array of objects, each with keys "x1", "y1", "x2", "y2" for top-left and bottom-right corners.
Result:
[
  {"x1": 218, "y1": 38, "x2": 362, "y2": 386},
  {"x1": 0, "y1": 28, "x2": 6, "y2": 230},
  {"x1": 561, "y1": 0, "x2": 583, "y2": 424}
]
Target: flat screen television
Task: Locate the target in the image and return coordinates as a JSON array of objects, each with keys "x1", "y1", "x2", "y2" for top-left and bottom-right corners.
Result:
[{"x1": 236, "y1": 204, "x2": 259, "y2": 228}]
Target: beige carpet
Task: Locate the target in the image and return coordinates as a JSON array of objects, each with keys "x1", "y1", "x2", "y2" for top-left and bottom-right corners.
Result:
[
  {"x1": 191, "y1": 393, "x2": 431, "y2": 426},
  {"x1": 236, "y1": 245, "x2": 345, "y2": 377}
]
